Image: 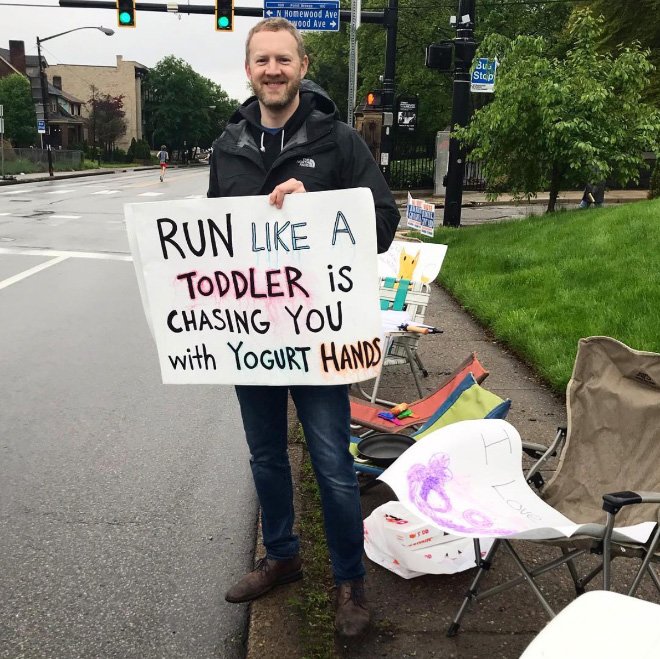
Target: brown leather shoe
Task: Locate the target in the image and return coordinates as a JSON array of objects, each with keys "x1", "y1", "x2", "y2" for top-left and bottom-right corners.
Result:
[
  {"x1": 225, "y1": 556, "x2": 303, "y2": 603},
  {"x1": 334, "y1": 579, "x2": 370, "y2": 638}
]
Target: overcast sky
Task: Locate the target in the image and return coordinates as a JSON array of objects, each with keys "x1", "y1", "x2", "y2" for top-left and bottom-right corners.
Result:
[{"x1": 0, "y1": 0, "x2": 267, "y2": 102}]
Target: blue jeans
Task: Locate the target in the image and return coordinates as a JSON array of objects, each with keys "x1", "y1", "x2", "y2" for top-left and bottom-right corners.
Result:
[{"x1": 234, "y1": 384, "x2": 365, "y2": 584}]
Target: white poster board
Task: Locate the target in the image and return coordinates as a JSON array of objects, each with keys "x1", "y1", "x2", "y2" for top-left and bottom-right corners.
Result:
[
  {"x1": 380, "y1": 419, "x2": 655, "y2": 544},
  {"x1": 125, "y1": 188, "x2": 384, "y2": 385}
]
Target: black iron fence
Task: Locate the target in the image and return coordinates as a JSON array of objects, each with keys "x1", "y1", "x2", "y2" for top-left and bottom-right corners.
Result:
[{"x1": 390, "y1": 136, "x2": 435, "y2": 189}]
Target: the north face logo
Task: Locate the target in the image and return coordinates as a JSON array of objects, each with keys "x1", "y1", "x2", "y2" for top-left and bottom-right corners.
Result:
[{"x1": 297, "y1": 158, "x2": 316, "y2": 168}]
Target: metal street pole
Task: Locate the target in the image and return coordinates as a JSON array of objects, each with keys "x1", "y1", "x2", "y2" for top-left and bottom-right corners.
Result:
[
  {"x1": 36, "y1": 37, "x2": 54, "y2": 177},
  {"x1": 36, "y1": 26, "x2": 114, "y2": 177},
  {"x1": 443, "y1": 0, "x2": 476, "y2": 227},
  {"x1": 379, "y1": 0, "x2": 398, "y2": 183}
]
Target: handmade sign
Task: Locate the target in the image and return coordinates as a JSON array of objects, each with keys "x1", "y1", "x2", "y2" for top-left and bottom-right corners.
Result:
[
  {"x1": 380, "y1": 419, "x2": 655, "y2": 544},
  {"x1": 378, "y1": 240, "x2": 447, "y2": 284},
  {"x1": 125, "y1": 188, "x2": 384, "y2": 385},
  {"x1": 405, "y1": 193, "x2": 435, "y2": 236}
]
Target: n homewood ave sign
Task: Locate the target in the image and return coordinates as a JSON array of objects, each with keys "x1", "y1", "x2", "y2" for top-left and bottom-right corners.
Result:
[{"x1": 264, "y1": 0, "x2": 340, "y2": 31}]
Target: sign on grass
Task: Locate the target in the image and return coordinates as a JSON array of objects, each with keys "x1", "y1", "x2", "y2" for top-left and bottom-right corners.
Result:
[
  {"x1": 406, "y1": 192, "x2": 435, "y2": 236},
  {"x1": 125, "y1": 188, "x2": 384, "y2": 385}
]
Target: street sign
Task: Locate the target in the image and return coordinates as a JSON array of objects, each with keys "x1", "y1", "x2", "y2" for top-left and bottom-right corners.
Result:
[
  {"x1": 470, "y1": 58, "x2": 498, "y2": 93},
  {"x1": 37, "y1": 120, "x2": 46, "y2": 134},
  {"x1": 0, "y1": 118, "x2": 4, "y2": 134},
  {"x1": 0, "y1": 104, "x2": 3, "y2": 117},
  {"x1": 263, "y1": 0, "x2": 340, "y2": 31}
]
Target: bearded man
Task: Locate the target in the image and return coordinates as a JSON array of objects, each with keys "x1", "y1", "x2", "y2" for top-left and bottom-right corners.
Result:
[{"x1": 208, "y1": 17, "x2": 399, "y2": 638}]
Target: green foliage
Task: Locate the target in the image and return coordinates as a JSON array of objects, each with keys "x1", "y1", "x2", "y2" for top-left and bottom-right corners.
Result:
[
  {"x1": 303, "y1": 0, "x2": 573, "y2": 136},
  {"x1": 0, "y1": 74, "x2": 38, "y2": 147},
  {"x1": 125, "y1": 137, "x2": 152, "y2": 163},
  {"x1": 586, "y1": 0, "x2": 660, "y2": 104},
  {"x1": 144, "y1": 56, "x2": 238, "y2": 152},
  {"x1": 456, "y1": 10, "x2": 660, "y2": 212},
  {"x1": 430, "y1": 199, "x2": 660, "y2": 391}
]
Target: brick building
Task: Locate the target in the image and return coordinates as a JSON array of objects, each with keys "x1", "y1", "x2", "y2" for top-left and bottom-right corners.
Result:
[{"x1": 47, "y1": 56, "x2": 148, "y2": 151}]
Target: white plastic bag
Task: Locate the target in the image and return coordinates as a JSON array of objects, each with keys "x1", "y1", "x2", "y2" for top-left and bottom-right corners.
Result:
[{"x1": 363, "y1": 501, "x2": 493, "y2": 579}]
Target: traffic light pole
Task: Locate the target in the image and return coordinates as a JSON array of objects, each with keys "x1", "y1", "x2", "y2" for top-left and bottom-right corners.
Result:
[
  {"x1": 443, "y1": 0, "x2": 476, "y2": 227},
  {"x1": 378, "y1": 0, "x2": 398, "y2": 184},
  {"x1": 59, "y1": 1, "x2": 389, "y2": 25}
]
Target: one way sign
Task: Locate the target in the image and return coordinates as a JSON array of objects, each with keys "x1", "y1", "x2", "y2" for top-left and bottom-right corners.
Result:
[{"x1": 263, "y1": 0, "x2": 340, "y2": 32}]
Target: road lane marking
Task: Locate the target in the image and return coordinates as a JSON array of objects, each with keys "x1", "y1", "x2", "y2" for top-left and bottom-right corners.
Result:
[
  {"x1": 1, "y1": 189, "x2": 35, "y2": 195},
  {"x1": 47, "y1": 189, "x2": 75, "y2": 195},
  {"x1": 0, "y1": 255, "x2": 68, "y2": 290},
  {"x1": 50, "y1": 214, "x2": 81, "y2": 219},
  {"x1": 0, "y1": 212, "x2": 10, "y2": 216},
  {"x1": 92, "y1": 190, "x2": 119, "y2": 195},
  {"x1": 0, "y1": 246, "x2": 132, "y2": 261},
  {"x1": 138, "y1": 192, "x2": 164, "y2": 197},
  {"x1": 185, "y1": 195, "x2": 205, "y2": 199}
]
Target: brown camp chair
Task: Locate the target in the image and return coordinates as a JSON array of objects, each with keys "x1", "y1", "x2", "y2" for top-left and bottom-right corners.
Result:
[{"x1": 448, "y1": 336, "x2": 660, "y2": 636}]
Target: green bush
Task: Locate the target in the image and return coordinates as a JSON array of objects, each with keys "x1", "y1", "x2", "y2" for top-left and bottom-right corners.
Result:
[{"x1": 648, "y1": 162, "x2": 660, "y2": 199}]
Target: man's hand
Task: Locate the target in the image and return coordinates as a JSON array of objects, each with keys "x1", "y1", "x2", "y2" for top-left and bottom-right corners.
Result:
[{"x1": 269, "y1": 179, "x2": 306, "y2": 209}]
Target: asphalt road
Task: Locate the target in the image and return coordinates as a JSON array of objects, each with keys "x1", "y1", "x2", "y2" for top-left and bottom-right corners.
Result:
[{"x1": 0, "y1": 168, "x2": 256, "y2": 659}]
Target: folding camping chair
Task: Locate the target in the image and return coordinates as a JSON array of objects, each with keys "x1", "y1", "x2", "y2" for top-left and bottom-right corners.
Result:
[
  {"x1": 446, "y1": 336, "x2": 660, "y2": 636},
  {"x1": 350, "y1": 352, "x2": 489, "y2": 435},
  {"x1": 351, "y1": 371, "x2": 511, "y2": 492},
  {"x1": 356, "y1": 277, "x2": 434, "y2": 404}
]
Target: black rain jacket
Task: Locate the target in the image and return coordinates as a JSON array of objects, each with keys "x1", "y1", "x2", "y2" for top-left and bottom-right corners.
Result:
[{"x1": 207, "y1": 79, "x2": 399, "y2": 254}]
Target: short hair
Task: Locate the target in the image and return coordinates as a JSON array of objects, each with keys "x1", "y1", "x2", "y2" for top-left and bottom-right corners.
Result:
[
  {"x1": 160, "y1": 145, "x2": 166, "y2": 149},
  {"x1": 245, "y1": 18, "x2": 306, "y2": 63}
]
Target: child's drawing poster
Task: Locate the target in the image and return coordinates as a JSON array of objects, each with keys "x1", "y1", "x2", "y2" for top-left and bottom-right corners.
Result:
[
  {"x1": 378, "y1": 240, "x2": 447, "y2": 284},
  {"x1": 379, "y1": 419, "x2": 655, "y2": 543}
]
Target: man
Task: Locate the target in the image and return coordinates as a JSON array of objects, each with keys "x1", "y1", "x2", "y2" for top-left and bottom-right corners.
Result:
[{"x1": 208, "y1": 18, "x2": 399, "y2": 638}]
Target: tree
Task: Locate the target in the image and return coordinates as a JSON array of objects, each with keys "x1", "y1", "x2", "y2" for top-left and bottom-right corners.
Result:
[
  {"x1": 455, "y1": 10, "x2": 660, "y2": 212},
  {"x1": 143, "y1": 56, "x2": 237, "y2": 155},
  {"x1": 586, "y1": 0, "x2": 660, "y2": 104},
  {"x1": 88, "y1": 90, "x2": 127, "y2": 154},
  {"x1": 0, "y1": 73, "x2": 38, "y2": 147},
  {"x1": 303, "y1": 0, "x2": 574, "y2": 137}
]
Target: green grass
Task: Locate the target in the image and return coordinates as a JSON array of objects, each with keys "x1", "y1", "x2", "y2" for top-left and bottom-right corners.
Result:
[
  {"x1": 1, "y1": 158, "x2": 84, "y2": 174},
  {"x1": 428, "y1": 200, "x2": 660, "y2": 391},
  {"x1": 290, "y1": 424, "x2": 335, "y2": 659}
]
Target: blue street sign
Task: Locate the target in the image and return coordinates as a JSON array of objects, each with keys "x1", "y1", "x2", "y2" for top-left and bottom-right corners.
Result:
[
  {"x1": 470, "y1": 58, "x2": 498, "y2": 93},
  {"x1": 263, "y1": 0, "x2": 340, "y2": 31},
  {"x1": 37, "y1": 120, "x2": 46, "y2": 134}
]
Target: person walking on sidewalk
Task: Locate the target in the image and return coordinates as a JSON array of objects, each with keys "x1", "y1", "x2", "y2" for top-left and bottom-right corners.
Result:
[
  {"x1": 157, "y1": 145, "x2": 169, "y2": 182},
  {"x1": 207, "y1": 17, "x2": 399, "y2": 639},
  {"x1": 578, "y1": 181, "x2": 605, "y2": 208}
]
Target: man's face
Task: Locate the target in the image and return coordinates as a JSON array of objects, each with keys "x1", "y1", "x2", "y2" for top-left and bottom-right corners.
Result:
[{"x1": 245, "y1": 29, "x2": 309, "y2": 111}]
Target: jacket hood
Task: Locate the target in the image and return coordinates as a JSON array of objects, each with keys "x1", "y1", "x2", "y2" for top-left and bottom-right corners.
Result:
[{"x1": 227, "y1": 78, "x2": 339, "y2": 128}]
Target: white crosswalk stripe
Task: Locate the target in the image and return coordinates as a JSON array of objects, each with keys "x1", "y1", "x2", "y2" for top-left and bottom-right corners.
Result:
[
  {"x1": 50, "y1": 215, "x2": 81, "y2": 219},
  {"x1": 185, "y1": 194, "x2": 205, "y2": 199},
  {"x1": 47, "y1": 190, "x2": 75, "y2": 195},
  {"x1": 138, "y1": 192, "x2": 164, "y2": 197},
  {"x1": 92, "y1": 190, "x2": 119, "y2": 195},
  {"x1": 1, "y1": 189, "x2": 34, "y2": 195},
  {"x1": 0, "y1": 212, "x2": 11, "y2": 216}
]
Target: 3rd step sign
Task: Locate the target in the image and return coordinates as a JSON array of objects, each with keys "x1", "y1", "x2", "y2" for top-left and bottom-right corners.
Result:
[{"x1": 470, "y1": 58, "x2": 498, "y2": 93}]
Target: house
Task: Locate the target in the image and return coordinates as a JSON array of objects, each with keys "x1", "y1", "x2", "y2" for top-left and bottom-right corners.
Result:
[
  {"x1": 47, "y1": 56, "x2": 148, "y2": 151},
  {"x1": 0, "y1": 40, "x2": 85, "y2": 148},
  {"x1": 0, "y1": 42, "x2": 148, "y2": 151}
]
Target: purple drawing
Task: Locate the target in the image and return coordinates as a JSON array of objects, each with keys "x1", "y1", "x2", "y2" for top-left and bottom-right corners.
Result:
[{"x1": 407, "y1": 452, "x2": 516, "y2": 536}]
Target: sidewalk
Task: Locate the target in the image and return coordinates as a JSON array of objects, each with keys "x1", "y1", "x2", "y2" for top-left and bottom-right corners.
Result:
[{"x1": 245, "y1": 282, "x2": 570, "y2": 658}]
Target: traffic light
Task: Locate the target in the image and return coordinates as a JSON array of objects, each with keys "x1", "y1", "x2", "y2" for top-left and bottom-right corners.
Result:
[
  {"x1": 116, "y1": 0, "x2": 136, "y2": 28},
  {"x1": 365, "y1": 90, "x2": 383, "y2": 110},
  {"x1": 215, "y1": 0, "x2": 234, "y2": 31}
]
